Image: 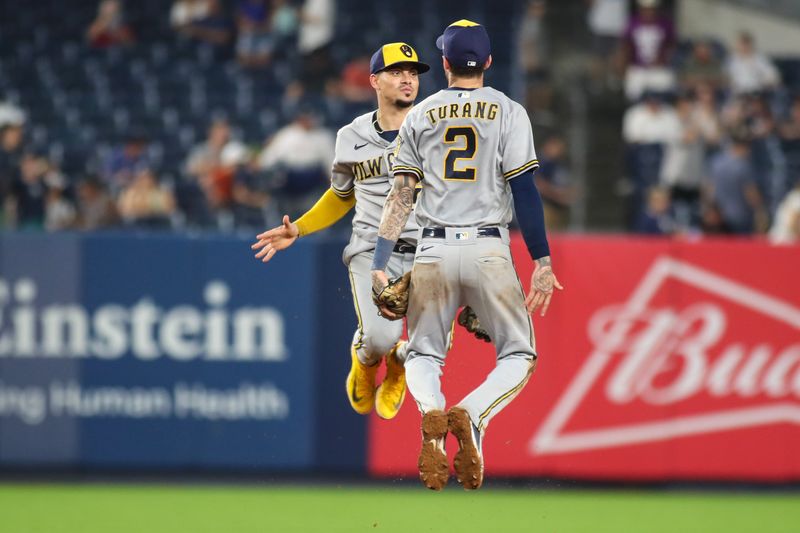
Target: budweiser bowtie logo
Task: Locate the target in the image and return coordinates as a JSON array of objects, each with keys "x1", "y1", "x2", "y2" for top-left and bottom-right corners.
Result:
[{"x1": 532, "y1": 257, "x2": 800, "y2": 455}]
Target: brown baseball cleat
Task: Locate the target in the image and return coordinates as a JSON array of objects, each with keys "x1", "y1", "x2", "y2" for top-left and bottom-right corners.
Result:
[
  {"x1": 418, "y1": 410, "x2": 449, "y2": 491},
  {"x1": 448, "y1": 406, "x2": 484, "y2": 490}
]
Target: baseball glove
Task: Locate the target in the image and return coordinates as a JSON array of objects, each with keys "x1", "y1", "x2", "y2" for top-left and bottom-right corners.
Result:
[
  {"x1": 372, "y1": 271, "x2": 412, "y2": 320},
  {"x1": 458, "y1": 306, "x2": 492, "y2": 343}
]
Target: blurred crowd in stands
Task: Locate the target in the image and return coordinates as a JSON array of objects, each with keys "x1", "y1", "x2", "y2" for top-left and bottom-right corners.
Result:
[
  {"x1": 600, "y1": 0, "x2": 800, "y2": 242},
  {"x1": 0, "y1": 0, "x2": 798, "y2": 244},
  {"x1": 0, "y1": 0, "x2": 344, "y2": 233}
]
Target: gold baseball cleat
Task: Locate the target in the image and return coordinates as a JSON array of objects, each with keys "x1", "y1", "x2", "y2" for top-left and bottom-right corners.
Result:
[
  {"x1": 346, "y1": 347, "x2": 378, "y2": 415},
  {"x1": 375, "y1": 341, "x2": 407, "y2": 420}
]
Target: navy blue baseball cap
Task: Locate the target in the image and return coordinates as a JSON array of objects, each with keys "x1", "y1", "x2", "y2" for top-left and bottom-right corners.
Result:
[
  {"x1": 436, "y1": 19, "x2": 491, "y2": 69},
  {"x1": 370, "y1": 42, "x2": 430, "y2": 75}
]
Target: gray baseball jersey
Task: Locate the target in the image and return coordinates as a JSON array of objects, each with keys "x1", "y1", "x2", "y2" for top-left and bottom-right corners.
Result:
[
  {"x1": 395, "y1": 86, "x2": 539, "y2": 432},
  {"x1": 391, "y1": 86, "x2": 538, "y2": 228},
  {"x1": 331, "y1": 111, "x2": 417, "y2": 264}
]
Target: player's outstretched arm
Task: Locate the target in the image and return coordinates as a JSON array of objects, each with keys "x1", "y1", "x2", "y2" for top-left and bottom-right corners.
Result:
[
  {"x1": 251, "y1": 187, "x2": 355, "y2": 263},
  {"x1": 252, "y1": 215, "x2": 300, "y2": 263},
  {"x1": 526, "y1": 256, "x2": 564, "y2": 317}
]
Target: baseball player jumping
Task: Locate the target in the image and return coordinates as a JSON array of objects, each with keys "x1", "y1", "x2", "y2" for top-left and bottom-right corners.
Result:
[
  {"x1": 371, "y1": 21, "x2": 562, "y2": 490},
  {"x1": 252, "y1": 43, "x2": 459, "y2": 420}
]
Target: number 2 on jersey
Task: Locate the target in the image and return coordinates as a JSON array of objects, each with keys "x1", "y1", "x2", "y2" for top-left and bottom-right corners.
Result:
[{"x1": 443, "y1": 126, "x2": 477, "y2": 181}]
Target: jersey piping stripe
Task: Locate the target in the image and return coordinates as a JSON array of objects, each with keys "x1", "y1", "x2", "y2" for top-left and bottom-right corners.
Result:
[
  {"x1": 477, "y1": 371, "x2": 532, "y2": 431},
  {"x1": 447, "y1": 318, "x2": 456, "y2": 351},
  {"x1": 392, "y1": 165, "x2": 424, "y2": 179},
  {"x1": 332, "y1": 185, "x2": 355, "y2": 198},
  {"x1": 509, "y1": 251, "x2": 536, "y2": 349},
  {"x1": 503, "y1": 159, "x2": 540, "y2": 179},
  {"x1": 347, "y1": 264, "x2": 366, "y2": 351}
]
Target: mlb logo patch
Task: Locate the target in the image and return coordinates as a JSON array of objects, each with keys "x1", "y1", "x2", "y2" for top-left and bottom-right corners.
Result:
[
  {"x1": 457, "y1": 91, "x2": 471, "y2": 99},
  {"x1": 467, "y1": 61, "x2": 477, "y2": 67},
  {"x1": 455, "y1": 231, "x2": 469, "y2": 240}
]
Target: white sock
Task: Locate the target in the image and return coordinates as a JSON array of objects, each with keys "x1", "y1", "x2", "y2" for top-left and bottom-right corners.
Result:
[
  {"x1": 405, "y1": 356, "x2": 446, "y2": 413},
  {"x1": 458, "y1": 356, "x2": 533, "y2": 430},
  {"x1": 394, "y1": 341, "x2": 409, "y2": 362}
]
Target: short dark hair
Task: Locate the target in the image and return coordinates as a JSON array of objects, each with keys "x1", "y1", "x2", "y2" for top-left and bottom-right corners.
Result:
[{"x1": 448, "y1": 65, "x2": 484, "y2": 79}]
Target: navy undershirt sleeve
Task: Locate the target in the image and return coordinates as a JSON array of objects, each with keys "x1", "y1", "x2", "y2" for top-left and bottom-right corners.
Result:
[{"x1": 509, "y1": 169, "x2": 550, "y2": 260}]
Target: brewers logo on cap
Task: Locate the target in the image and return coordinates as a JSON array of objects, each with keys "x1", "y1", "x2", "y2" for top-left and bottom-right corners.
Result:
[
  {"x1": 370, "y1": 42, "x2": 431, "y2": 75},
  {"x1": 436, "y1": 19, "x2": 491, "y2": 69}
]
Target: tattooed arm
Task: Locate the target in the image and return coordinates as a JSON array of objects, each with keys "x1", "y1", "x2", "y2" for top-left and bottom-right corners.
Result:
[
  {"x1": 370, "y1": 172, "x2": 419, "y2": 294},
  {"x1": 526, "y1": 255, "x2": 564, "y2": 317},
  {"x1": 379, "y1": 173, "x2": 418, "y2": 239}
]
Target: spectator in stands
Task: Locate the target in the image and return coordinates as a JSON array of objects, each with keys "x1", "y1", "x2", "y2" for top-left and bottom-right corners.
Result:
[
  {"x1": 296, "y1": 0, "x2": 336, "y2": 94},
  {"x1": 256, "y1": 107, "x2": 334, "y2": 218},
  {"x1": 623, "y1": 91, "x2": 679, "y2": 227},
  {"x1": 75, "y1": 177, "x2": 119, "y2": 230},
  {"x1": 184, "y1": 119, "x2": 245, "y2": 225},
  {"x1": 0, "y1": 98, "x2": 26, "y2": 130},
  {"x1": 634, "y1": 186, "x2": 675, "y2": 235},
  {"x1": 338, "y1": 54, "x2": 373, "y2": 104},
  {"x1": 117, "y1": 168, "x2": 176, "y2": 229},
  {"x1": 623, "y1": 91, "x2": 679, "y2": 144},
  {"x1": 769, "y1": 182, "x2": 800, "y2": 244},
  {"x1": 0, "y1": 123, "x2": 27, "y2": 222},
  {"x1": 700, "y1": 202, "x2": 731, "y2": 235},
  {"x1": 779, "y1": 96, "x2": 800, "y2": 189},
  {"x1": 585, "y1": 0, "x2": 627, "y2": 92},
  {"x1": 726, "y1": 32, "x2": 780, "y2": 95},
  {"x1": 518, "y1": 0, "x2": 552, "y2": 114},
  {"x1": 779, "y1": 95, "x2": 800, "y2": 142},
  {"x1": 621, "y1": 0, "x2": 676, "y2": 101},
  {"x1": 236, "y1": 0, "x2": 273, "y2": 68},
  {"x1": 680, "y1": 40, "x2": 726, "y2": 93},
  {"x1": 692, "y1": 82, "x2": 723, "y2": 147},
  {"x1": 223, "y1": 143, "x2": 273, "y2": 229},
  {"x1": 270, "y1": 0, "x2": 299, "y2": 47},
  {"x1": 101, "y1": 132, "x2": 150, "y2": 195},
  {"x1": 747, "y1": 94, "x2": 787, "y2": 214},
  {"x1": 4, "y1": 153, "x2": 49, "y2": 230},
  {"x1": 659, "y1": 93, "x2": 712, "y2": 229},
  {"x1": 706, "y1": 132, "x2": 767, "y2": 234},
  {"x1": 173, "y1": 0, "x2": 231, "y2": 46},
  {"x1": 44, "y1": 173, "x2": 77, "y2": 232},
  {"x1": 535, "y1": 135, "x2": 575, "y2": 231},
  {"x1": 86, "y1": 0, "x2": 134, "y2": 49},
  {"x1": 171, "y1": 0, "x2": 211, "y2": 28}
]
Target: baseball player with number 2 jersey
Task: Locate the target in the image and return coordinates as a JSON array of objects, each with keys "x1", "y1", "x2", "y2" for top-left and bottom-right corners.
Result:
[
  {"x1": 370, "y1": 20, "x2": 563, "y2": 491},
  {"x1": 253, "y1": 42, "x2": 489, "y2": 422}
]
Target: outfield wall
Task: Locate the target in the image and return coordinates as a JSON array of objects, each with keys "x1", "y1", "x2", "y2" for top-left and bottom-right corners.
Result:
[
  {"x1": 0, "y1": 232, "x2": 361, "y2": 471},
  {"x1": 1, "y1": 233, "x2": 799, "y2": 481}
]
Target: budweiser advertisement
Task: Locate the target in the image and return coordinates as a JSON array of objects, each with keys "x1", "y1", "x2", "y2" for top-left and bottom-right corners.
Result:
[{"x1": 368, "y1": 236, "x2": 800, "y2": 481}]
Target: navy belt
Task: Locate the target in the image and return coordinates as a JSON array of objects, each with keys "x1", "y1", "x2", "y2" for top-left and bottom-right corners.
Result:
[
  {"x1": 421, "y1": 227, "x2": 501, "y2": 239},
  {"x1": 393, "y1": 241, "x2": 417, "y2": 254}
]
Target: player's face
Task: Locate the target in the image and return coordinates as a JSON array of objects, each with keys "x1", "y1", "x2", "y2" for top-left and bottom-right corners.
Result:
[{"x1": 373, "y1": 65, "x2": 419, "y2": 108}]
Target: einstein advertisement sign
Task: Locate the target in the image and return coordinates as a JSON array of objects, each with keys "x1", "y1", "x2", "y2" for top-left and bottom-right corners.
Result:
[{"x1": 0, "y1": 234, "x2": 316, "y2": 469}]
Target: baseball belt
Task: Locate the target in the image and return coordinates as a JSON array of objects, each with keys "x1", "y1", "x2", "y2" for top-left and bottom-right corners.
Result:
[
  {"x1": 421, "y1": 227, "x2": 501, "y2": 239},
  {"x1": 393, "y1": 240, "x2": 417, "y2": 254}
]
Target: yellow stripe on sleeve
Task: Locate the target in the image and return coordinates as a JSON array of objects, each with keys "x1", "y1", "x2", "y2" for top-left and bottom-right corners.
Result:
[
  {"x1": 294, "y1": 187, "x2": 356, "y2": 237},
  {"x1": 392, "y1": 165, "x2": 424, "y2": 180},
  {"x1": 503, "y1": 159, "x2": 540, "y2": 180}
]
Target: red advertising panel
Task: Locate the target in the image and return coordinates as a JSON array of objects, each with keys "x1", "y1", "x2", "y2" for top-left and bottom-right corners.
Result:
[{"x1": 368, "y1": 236, "x2": 800, "y2": 481}]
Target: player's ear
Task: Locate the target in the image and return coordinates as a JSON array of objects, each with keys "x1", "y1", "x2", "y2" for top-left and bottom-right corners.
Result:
[
  {"x1": 442, "y1": 57, "x2": 450, "y2": 73},
  {"x1": 483, "y1": 55, "x2": 493, "y2": 71},
  {"x1": 369, "y1": 73, "x2": 380, "y2": 90}
]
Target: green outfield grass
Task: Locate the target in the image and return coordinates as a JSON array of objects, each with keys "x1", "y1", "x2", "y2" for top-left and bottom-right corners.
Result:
[{"x1": 0, "y1": 483, "x2": 798, "y2": 533}]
